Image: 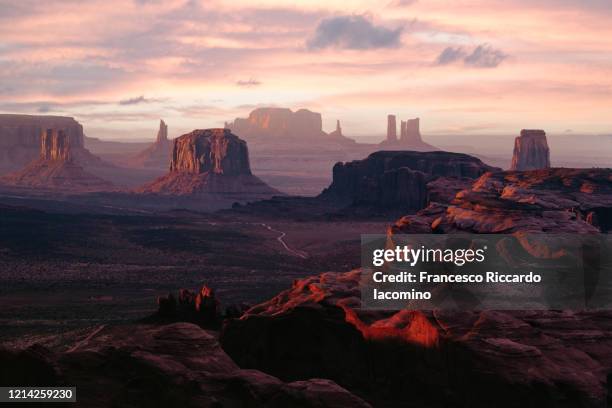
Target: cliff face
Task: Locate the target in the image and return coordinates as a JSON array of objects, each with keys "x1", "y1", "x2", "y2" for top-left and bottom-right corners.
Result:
[
  {"x1": 41, "y1": 129, "x2": 71, "y2": 161},
  {"x1": 0, "y1": 128, "x2": 115, "y2": 192},
  {"x1": 169, "y1": 129, "x2": 251, "y2": 176},
  {"x1": 321, "y1": 151, "x2": 500, "y2": 212},
  {"x1": 138, "y1": 129, "x2": 278, "y2": 198},
  {"x1": 0, "y1": 114, "x2": 85, "y2": 172},
  {"x1": 510, "y1": 129, "x2": 551, "y2": 170}
]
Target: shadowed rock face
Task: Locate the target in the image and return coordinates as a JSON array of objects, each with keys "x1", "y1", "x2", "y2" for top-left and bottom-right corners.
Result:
[
  {"x1": 510, "y1": 129, "x2": 550, "y2": 170},
  {"x1": 0, "y1": 323, "x2": 371, "y2": 408},
  {"x1": 386, "y1": 114, "x2": 397, "y2": 142},
  {"x1": 221, "y1": 270, "x2": 612, "y2": 408},
  {"x1": 131, "y1": 119, "x2": 172, "y2": 169},
  {"x1": 170, "y1": 129, "x2": 251, "y2": 176},
  {"x1": 321, "y1": 151, "x2": 500, "y2": 212}
]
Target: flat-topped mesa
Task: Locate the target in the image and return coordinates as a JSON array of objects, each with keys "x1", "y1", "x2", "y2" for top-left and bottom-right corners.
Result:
[
  {"x1": 41, "y1": 129, "x2": 71, "y2": 161},
  {"x1": 386, "y1": 114, "x2": 397, "y2": 142},
  {"x1": 511, "y1": 129, "x2": 550, "y2": 170},
  {"x1": 169, "y1": 129, "x2": 251, "y2": 176},
  {"x1": 156, "y1": 119, "x2": 168, "y2": 143},
  {"x1": 227, "y1": 107, "x2": 324, "y2": 139}
]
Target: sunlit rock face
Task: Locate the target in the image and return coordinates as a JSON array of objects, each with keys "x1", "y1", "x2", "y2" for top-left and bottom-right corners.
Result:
[
  {"x1": 321, "y1": 151, "x2": 499, "y2": 211},
  {"x1": 392, "y1": 168, "x2": 612, "y2": 234},
  {"x1": 0, "y1": 114, "x2": 85, "y2": 173},
  {"x1": 40, "y1": 129, "x2": 72, "y2": 161},
  {"x1": 137, "y1": 129, "x2": 278, "y2": 198},
  {"x1": 221, "y1": 267, "x2": 612, "y2": 408},
  {"x1": 510, "y1": 129, "x2": 551, "y2": 170},
  {"x1": 227, "y1": 107, "x2": 325, "y2": 139},
  {"x1": 169, "y1": 129, "x2": 251, "y2": 176}
]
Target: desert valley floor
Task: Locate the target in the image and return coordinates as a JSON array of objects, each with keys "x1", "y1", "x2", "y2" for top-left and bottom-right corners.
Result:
[{"x1": 0, "y1": 202, "x2": 388, "y2": 345}]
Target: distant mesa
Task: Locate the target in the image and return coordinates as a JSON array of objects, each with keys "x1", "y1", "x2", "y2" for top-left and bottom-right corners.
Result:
[
  {"x1": 0, "y1": 114, "x2": 113, "y2": 175},
  {"x1": 130, "y1": 119, "x2": 172, "y2": 168},
  {"x1": 0, "y1": 128, "x2": 115, "y2": 192},
  {"x1": 511, "y1": 129, "x2": 551, "y2": 170},
  {"x1": 380, "y1": 115, "x2": 438, "y2": 151},
  {"x1": 137, "y1": 128, "x2": 279, "y2": 199},
  {"x1": 225, "y1": 107, "x2": 356, "y2": 145}
]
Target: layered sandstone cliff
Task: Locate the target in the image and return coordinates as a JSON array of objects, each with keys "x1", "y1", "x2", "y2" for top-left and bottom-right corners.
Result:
[
  {"x1": 510, "y1": 129, "x2": 551, "y2": 170},
  {"x1": 0, "y1": 128, "x2": 115, "y2": 192},
  {"x1": 320, "y1": 151, "x2": 500, "y2": 212},
  {"x1": 137, "y1": 129, "x2": 278, "y2": 198}
]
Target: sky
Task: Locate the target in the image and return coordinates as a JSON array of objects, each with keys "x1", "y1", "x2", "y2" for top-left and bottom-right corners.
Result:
[{"x1": 1, "y1": 0, "x2": 612, "y2": 141}]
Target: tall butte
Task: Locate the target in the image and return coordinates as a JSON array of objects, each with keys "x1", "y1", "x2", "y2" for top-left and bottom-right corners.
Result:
[
  {"x1": 137, "y1": 128, "x2": 279, "y2": 199},
  {"x1": 0, "y1": 129, "x2": 115, "y2": 191},
  {"x1": 131, "y1": 119, "x2": 172, "y2": 168},
  {"x1": 510, "y1": 129, "x2": 551, "y2": 170}
]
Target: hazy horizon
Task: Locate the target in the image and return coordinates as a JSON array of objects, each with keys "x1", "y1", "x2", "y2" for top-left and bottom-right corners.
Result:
[{"x1": 1, "y1": 0, "x2": 612, "y2": 139}]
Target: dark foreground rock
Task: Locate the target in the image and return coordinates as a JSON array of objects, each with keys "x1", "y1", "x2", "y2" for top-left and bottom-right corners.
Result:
[
  {"x1": 0, "y1": 323, "x2": 370, "y2": 408},
  {"x1": 320, "y1": 151, "x2": 500, "y2": 213},
  {"x1": 221, "y1": 270, "x2": 612, "y2": 408}
]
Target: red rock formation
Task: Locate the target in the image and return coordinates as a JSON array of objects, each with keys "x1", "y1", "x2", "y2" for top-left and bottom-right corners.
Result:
[
  {"x1": 510, "y1": 129, "x2": 551, "y2": 170},
  {"x1": 0, "y1": 323, "x2": 371, "y2": 407},
  {"x1": 221, "y1": 268, "x2": 612, "y2": 407},
  {"x1": 321, "y1": 151, "x2": 500, "y2": 212},
  {"x1": 0, "y1": 114, "x2": 85, "y2": 173},
  {"x1": 0, "y1": 128, "x2": 115, "y2": 192},
  {"x1": 392, "y1": 168, "x2": 612, "y2": 234},
  {"x1": 137, "y1": 129, "x2": 279, "y2": 198}
]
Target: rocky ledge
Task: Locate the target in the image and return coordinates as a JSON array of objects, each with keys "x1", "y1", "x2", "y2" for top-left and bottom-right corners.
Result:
[
  {"x1": 221, "y1": 270, "x2": 612, "y2": 407},
  {"x1": 0, "y1": 323, "x2": 370, "y2": 408}
]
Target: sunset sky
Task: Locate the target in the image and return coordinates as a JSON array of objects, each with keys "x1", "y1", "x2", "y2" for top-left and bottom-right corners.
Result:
[{"x1": 1, "y1": 0, "x2": 611, "y2": 141}]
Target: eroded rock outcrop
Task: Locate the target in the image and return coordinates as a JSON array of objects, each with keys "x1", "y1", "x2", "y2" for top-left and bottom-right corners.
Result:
[
  {"x1": 0, "y1": 114, "x2": 85, "y2": 173},
  {"x1": 510, "y1": 129, "x2": 551, "y2": 170},
  {"x1": 320, "y1": 151, "x2": 500, "y2": 212},
  {"x1": 393, "y1": 168, "x2": 612, "y2": 234},
  {"x1": 221, "y1": 269, "x2": 612, "y2": 407},
  {"x1": 0, "y1": 323, "x2": 370, "y2": 407},
  {"x1": 0, "y1": 128, "x2": 115, "y2": 192},
  {"x1": 137, "y1": 129, "x2": 278, "y2": 198}
]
